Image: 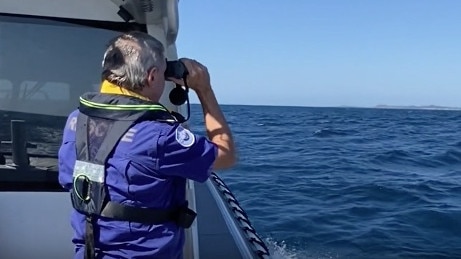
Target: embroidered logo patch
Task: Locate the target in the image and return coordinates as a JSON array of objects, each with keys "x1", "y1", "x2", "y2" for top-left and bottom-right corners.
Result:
[{"x1": 175, "y1": 127, "x2": 195, "y2": 147}]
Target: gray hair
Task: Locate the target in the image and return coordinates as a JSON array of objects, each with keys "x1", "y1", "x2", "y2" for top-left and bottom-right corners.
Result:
[{"x1": 101, "y1": 31, "x2": 165, "y2": 91}]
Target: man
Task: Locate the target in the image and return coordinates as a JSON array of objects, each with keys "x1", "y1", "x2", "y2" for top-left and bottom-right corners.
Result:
[{"x1": 58, "y1": 31, "x2": 236, "y2": 259}]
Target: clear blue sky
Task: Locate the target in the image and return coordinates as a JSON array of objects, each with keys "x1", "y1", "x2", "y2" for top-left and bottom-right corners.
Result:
[{"x1": 175, "y1": 0, "x2": 461, "y2": 107}]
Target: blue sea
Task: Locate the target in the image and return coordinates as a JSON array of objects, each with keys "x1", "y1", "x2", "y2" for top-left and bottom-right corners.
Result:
[{"x1": 188, "y1": 104, "x2": 461, "y2": 259}]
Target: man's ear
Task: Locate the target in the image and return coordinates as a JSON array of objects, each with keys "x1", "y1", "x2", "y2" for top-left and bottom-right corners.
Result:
[{"x1": 147, "y1": 67, "x2": 158, "y2": 85}]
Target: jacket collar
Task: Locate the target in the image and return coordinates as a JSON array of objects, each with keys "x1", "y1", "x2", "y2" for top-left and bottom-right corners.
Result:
[{"x1": 99, "y1": 80, "x2": 151, "y2": 101}]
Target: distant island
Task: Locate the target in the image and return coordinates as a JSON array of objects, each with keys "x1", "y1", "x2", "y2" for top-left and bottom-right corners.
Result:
[{"x1": 374, "y1": 105, "x2": 461, "y2": 111}]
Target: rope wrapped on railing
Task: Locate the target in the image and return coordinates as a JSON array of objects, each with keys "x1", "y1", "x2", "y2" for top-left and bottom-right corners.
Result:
[{"x1": 210, "y1": 172, "x2": 271, "y2": 258}]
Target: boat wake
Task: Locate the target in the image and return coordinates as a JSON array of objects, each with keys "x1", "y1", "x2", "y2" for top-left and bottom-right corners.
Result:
[{"x1": 265, "y1": 238, "x2": 341, "y2": 259}]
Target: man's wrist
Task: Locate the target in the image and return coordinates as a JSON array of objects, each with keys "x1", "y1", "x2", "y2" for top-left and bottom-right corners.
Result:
[{"x1": 195, "y1": 85, "x2": 213, "y2": 96}]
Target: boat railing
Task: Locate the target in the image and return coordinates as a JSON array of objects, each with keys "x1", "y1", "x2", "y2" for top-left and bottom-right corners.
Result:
[{"x1": 207, "y1": 172, "x2": 271, "y2": 258}]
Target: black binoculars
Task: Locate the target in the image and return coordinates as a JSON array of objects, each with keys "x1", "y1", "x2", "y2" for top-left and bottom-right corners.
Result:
[
  {"x1": 165, "y1": 60, "x2": 188, "y2": 80},
  {"x1": 165, "y1": 60, "x2": 189, "y2": 106}
]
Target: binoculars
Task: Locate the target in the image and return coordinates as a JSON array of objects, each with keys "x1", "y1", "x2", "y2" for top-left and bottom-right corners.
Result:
[{"x1": 165, "y1": 60, "x2": 189, "y2": 106}]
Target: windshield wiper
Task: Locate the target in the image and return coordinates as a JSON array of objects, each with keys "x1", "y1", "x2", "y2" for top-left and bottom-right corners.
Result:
[
  {"x1": 0, "y1": 120, "x2": 56, "y2": 167},
  {"x1": 0, "y1": 119, "x2": 63, "y2": 191}
]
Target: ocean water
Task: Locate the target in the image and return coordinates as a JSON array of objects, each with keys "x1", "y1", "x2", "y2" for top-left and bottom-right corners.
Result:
[{"x1": 188, "y1": 104, "x2": 461, "y2": 259}]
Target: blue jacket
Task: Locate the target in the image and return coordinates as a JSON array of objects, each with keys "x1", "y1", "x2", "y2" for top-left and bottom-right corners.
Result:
[{"x1": 58, "y1": 95, "x2": 217, "y2": 258}]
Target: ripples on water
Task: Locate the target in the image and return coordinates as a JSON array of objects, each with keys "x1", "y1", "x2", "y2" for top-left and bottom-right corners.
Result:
[{"x1": 189, "y1": 105, "x2": 461, "y2": 259}]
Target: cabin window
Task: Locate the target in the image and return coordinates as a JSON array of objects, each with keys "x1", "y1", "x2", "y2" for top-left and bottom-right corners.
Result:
[
  {"x1": 0, "y1": 13, "x2": 146, "y2": 191},
  {"x1": 18, "y1": 81, "x2": 71, "y2": 101},
  {"x1": 0, "y1": 79, "x2": 12, "y2": 99}
]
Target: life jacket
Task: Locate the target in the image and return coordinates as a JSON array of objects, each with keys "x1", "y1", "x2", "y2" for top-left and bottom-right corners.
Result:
[{"x1": 71, "y1": 92, "x2": 196, "y2": 259}]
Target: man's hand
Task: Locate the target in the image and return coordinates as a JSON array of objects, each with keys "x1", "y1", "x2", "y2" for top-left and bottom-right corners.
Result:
[
  {"x1": 168, "y1": 58, "x2": 212, "y2": 94},
  {"x1": 167, "y1": 57, "x2": 236, "y2": 170}
]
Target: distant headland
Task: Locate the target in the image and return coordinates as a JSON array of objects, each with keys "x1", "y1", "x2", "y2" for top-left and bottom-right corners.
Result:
[{"x1": 374, "y1": 105, "x2": 461, "y2": 110}]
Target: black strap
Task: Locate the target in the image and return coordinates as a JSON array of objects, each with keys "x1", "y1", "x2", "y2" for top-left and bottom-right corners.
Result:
[
  {"x1": 101, "y1": 201, "x2": 178, "y2": 224},
  {"x1": 84, "y1": 216, "x2": 95, "y2": 259},
  {"x1": 76, "y1": 114, "x2": 89, "y2": 161},
  {"x1": 93, "y1": 120, "x2": 134, "y2": 165}
]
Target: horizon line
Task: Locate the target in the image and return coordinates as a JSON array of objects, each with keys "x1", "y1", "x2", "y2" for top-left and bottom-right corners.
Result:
[{"x1": 188, "y1": 102, "x2": 461, "y2": 110}]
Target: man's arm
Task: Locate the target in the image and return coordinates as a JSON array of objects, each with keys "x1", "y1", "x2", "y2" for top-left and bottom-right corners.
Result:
[
  {"x1": 158, "y1": 124, "x2": 217, "y2": 183},
  {"x1": 175, "y1": 58, "x2": 236, "y2": 171},
  {"x1": 195, "y1": 87, "x2": 236, "y2": 170},
  {"x1": 58, "y1": 111, "x2": 79, "y2": 190}
]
